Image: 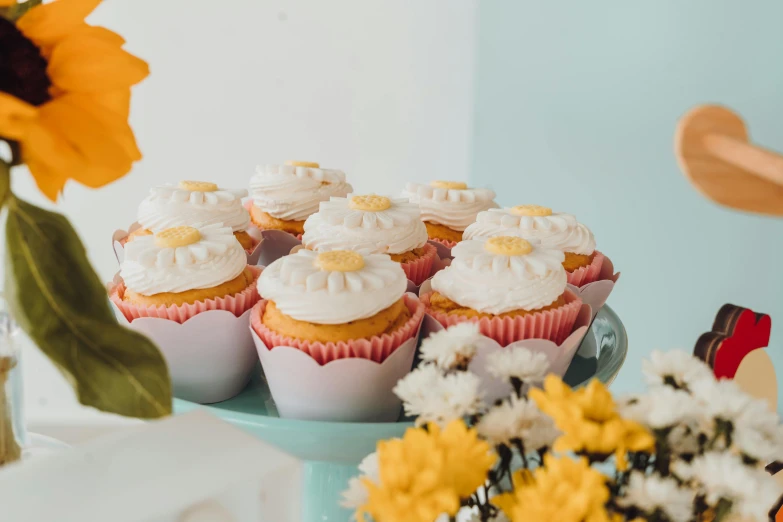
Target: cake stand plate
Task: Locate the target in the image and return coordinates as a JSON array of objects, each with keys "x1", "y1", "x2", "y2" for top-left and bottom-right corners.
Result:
[{"x1": 174, "y1": 305, "x2": 627, "y2": 522}]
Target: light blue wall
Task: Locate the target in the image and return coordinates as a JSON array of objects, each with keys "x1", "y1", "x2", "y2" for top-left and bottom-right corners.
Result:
[{"x1": 471, "y1": 1, "x2": 783, "y2": 398}]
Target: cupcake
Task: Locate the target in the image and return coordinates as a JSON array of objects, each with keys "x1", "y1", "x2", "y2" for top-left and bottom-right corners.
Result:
[
  {"x1": 248, "y1": 161, "x2": 352, "y2": 238},
  {"x1": 250, "y1": 249, "x2": 426, "y2": 421},
  {"x1": 127, "y1": 181, "x2": 255, "y2": 251},
  {"x1": 302, "y1": 194, "x2": 437, "y2": 285},
  {"x1": 112, "y1": 223, "x2": 260, "y2": 319},
  {"x1": 462, "y1": 205, "x2": 604, "y2": 287},
  {"x1": 402, "y1": 180, "x2": 496, "y2": 247},
  {"x1": 423, "y1": 236, "x2": 582, "y2": 345},
  {"x1": 108, "y1": 223, "x2": 262, "y2": 404}
]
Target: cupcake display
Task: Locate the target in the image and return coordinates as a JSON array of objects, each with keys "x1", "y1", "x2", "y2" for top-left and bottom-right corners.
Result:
[
  {"x1": 423, "y1": 236, "x2": 582, "y2": 345},
  {"x1": 128, "y1": 181, "x2": 255, "y2": 251},
  {"x1": 250, "y1": 249, "x2": 426, "y2": 421},
  {"x1": 302, "y1": 194, "x2": 437, "y2": 285},
  {"x1": 109, "y1": 223, "x2": 262, "y2": 403},
  {"x1": 462, "y1": 205, "x2": 604, "y2": 287},
  {"x1": 402, "y1": 180, "x2": 496, "y2": 248},
  {"x1": 248, "y1": 161, "x2": 352, "y2": 238}
]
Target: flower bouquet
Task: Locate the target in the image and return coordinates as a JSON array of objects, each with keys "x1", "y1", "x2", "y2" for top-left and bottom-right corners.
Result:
[{"x1": 343, "y1": 324, "x2": 783, "y2": 522}]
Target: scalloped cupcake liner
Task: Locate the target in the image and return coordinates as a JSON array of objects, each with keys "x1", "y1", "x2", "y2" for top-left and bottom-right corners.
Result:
[
  {"x1": 401, "y1": 243, "x2": 438, "y2": 286},
  {"x1": 420, "y1": 289, "x2": 582, "y2": 346},
  {"x1": 428, "y1": 237, "x2": 458, "y2": 250},
  {"x1": 566, "y1": 250, "x2": 605, "y2": 287},
  {"x1": 244, "y1": 200, "x2": 304, "y2": 240},
  {"x1": 109, "y1": 266, "x2": 262, "y2": 324},
  {"x1": 250, "y1": 294, "x2": 425, "y2": 365}
]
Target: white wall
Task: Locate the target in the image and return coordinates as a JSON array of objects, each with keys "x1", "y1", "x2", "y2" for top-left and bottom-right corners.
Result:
[{"x1": 15, "y1": 0, "x2": 478, "y2": 424}]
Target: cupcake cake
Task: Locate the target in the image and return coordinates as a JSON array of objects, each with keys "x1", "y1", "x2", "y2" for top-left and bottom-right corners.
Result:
[
  {"x1": 423, "y1": 236, "x2": 582, "y2": 345},
  {"x1": 248, "y1": 161, "x2": 352, "y2": 238},
  {"x1": 402, "y1": 180, "x2": 496, "y2": 247},
  {"x1": 127, "y1": 181, "x2": 255, "y2": 251},
  {"x1": 111, "y1": 223, "x2": 261, "y2": 321},
  {"x1": 462, "y1": 205, "x2": 603, "y2": 286},
  {"x1": 252, "y1": 249, "x2": 425, "y2": 361},
  {"x1": 302, "y1": 195, "x2": 436, "y2": 285}
]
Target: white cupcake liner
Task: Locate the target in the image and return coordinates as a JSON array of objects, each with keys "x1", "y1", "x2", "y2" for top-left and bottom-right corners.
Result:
[{"x1": 566, "y1": 255, "x2": 620, "y2": 320}]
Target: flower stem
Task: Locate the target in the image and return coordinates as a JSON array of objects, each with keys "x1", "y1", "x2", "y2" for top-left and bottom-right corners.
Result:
[{"x1": 0, "y1": 356, "x2": 21, "y2": 466}]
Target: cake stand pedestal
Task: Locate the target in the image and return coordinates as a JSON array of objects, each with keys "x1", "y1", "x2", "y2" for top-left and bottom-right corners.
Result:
[{"x1": 175, "y1": 305, "x2": 628, "y2": 522}]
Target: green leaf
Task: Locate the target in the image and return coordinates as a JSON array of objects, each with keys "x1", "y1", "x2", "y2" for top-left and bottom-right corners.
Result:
[
  {"x1": 4, "y1": 196, "x2": 172, "y2": 418},
  {"x1": 0, "y1": 0, "x2": 42, "y2": 22}
]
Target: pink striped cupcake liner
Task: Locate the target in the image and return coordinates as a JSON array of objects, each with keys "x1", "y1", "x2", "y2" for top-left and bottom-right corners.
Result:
[
  {"x1": 251, "y1": 294, "x2": 425, "y2": 365},
  {"x1": 566, "y1": 250, "x2": 605, "y2": 287},
  {"x1": 421, "y1": 289, "x2": 582, "y2": 346},
  {"x1": 401, "y1": 243, "x2": 438, "y2": 286}
]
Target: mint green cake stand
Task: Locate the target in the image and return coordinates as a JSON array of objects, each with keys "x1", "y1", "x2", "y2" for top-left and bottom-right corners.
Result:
[{"x1": 174, "y1": 305, "x2": 627, "y2": 522}]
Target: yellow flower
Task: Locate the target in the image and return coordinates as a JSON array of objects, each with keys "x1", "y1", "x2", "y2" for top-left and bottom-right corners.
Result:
[
  {"x1": 530, "y1": 376, "x2": 654, "y2": 470},
  {"x1": 433, "y1": 419, "x2": 496, "y2": 497},
  {"x1": 0, "y1": 0, "x2": 148, "y2": 201},
  {"x1": 360, "y1": 420, "x2": 496, "y2": 522},
  {"x1": 494, "y1": 455, "x2": 613, "y2": 522}
]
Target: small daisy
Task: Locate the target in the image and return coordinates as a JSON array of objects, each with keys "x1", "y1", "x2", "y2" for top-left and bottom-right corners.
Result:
[
  {"x1": 393, "y1": 364, "x2": 484, "y2": 426},
  {"x1": 485, "y1": 347, "x2": 550, "y2": 384},
  {"x1": 642, "y1": 350, "x2": 713, "y2": 390},
  {"x1": 357, "y1": 452, "x2": 379, "y2": 482},
  {"x1": 732, "y1": 399, "x2": 783, "y2": 463},
  {"x1": 689, "y1": 378, "x2": 753, "y2": 425},
  {"x1": 618, "y1": 387, "x2": 700, "y2": 430},
  {"x1": 674, "y1": 452, "x2": 781, "y2": 522},
  {"x1": 476, "y1": 395, "x2": 559, "y2": 451},
  {"x1": 616, "y1": 472, "x2": 695, "y2": 522},
  {"x1": 419, "y1": 323, "x2": 483, "y2": 370},
  {"x1": 340, "y1": 452, "x2": 379, "y2": 511}
]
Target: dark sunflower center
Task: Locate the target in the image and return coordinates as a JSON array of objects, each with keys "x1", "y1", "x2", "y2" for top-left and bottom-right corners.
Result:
[{"x1": 0, "y1": 17, "x2": 51, "y2": 106}]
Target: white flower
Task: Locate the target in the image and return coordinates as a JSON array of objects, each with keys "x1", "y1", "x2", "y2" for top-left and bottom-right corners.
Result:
[
  {"x1": 618, "y1": 387, "x2": 700, "y2": 430},
  {"x1": 465, "y1": 512, "x2": 509, "y2": 522},
  {"x1": 476, "y1": 395, "x2": 560, "y2": 450},
  {"x1": 616, "y1": 472, "x2": 695, "y2": 522},
  {"x1": 485, "y1": 347, "x2": 550, "y2": 384},
  {"x1": 674, "y1": 452, "x2": 781, "y2": 521},
  {"x1": 420, "y1": 323, "x2": 483, "y2": 370},
  {"x1": 394, "y1": 364, "x2": 484, "y2": 426},
  {"x1": 642, "y1": 350, "x2": 713, "y2": 390},
  {"x1": 690, "y1": 378, "x2": 752, "y2": 424},
  {"x1": 340, "y1": 452, "x2": 379, "y2": 511},
  {"x1": 340, "y1": 477, "x2": 369, "y2": 509},
  {"x1": 733, "y1": 398, "x2": 783, "y2": 463},
  {"x1": 667, "y1": 424, "x2": 701, "y2": 456}
]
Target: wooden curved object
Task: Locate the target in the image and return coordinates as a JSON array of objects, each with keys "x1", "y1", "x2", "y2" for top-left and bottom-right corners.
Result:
[{"x1": 675, "y1": 105, "x2": 783, "y2": 216}]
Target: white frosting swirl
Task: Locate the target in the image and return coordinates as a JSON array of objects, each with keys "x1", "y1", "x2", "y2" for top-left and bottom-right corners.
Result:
[
  {"x1": 402, "y1": 183, "x2": 497, "y2": 231},
  {"x1": 302, "y1": 196, "x2": 428, "y2": 255},
  {"x1": 250, "y1": 164, "x2": 353, "y2": 221},
  {"x1": 137, "y1": 184, "x2": 250, "y2": 233},
  {"x1": 121, "y1": 224, "x2": 247, "y2": 296},
  {"x1": 462, "y1": 209, "x2": 596, "y2": 255},
  {"x1": 258, "y1": 250, "x2": 408, "y2": 324},
  {"x1": 431, "y1": 239, "x2": 567, "y2": 314}
]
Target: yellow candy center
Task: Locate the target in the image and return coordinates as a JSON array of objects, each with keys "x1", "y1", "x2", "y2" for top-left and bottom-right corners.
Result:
[
  {"x1": 484, "y1": 236, "x2": 533, "y2": 256},
  {"x1": 430, "y1": 180, "x2": 468, "y2": 190},
  {"x1": 315, "y1": 250, "x2": 365, "y2": 272},
  {"x1": 285, "y1": 160, "x2": 320, "y2": 168},
  {"x1": 349, "y1": 195, "x2": 392, "y2": 212},
  {"x1": 155, "y1": 226, "x2": 202, "y2": 248},
  {"x1": 179, "y1": 180, "x2": 218, "y2": 192},
  {"x1": 510, "y1": 204, "x2": 552, "y2": 217}
]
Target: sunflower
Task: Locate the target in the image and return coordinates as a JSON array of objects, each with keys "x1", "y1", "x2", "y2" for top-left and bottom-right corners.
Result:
[{"x1": 0, "y1": 0, "x2": 148, "y2": 201}]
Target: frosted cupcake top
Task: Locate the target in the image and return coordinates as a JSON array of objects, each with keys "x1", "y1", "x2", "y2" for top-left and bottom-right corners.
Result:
[
  {"x1": 431, "y1": 236, "x2": 567, "y2": 314},
  {"x1": 402, "y1": 181, "x2": 497, "y2": 231},
  {"x1": 302, "y1": 195, "x2": 428, "y2": 255},
  {"x1": 462, "y1": 205, "x2": 595, "y2": 255},
  {"x1": 250, "y1": 161, "x2": 353, "y2": 221},
  {"x1": 258, "y1": 249, "x2": 408, "y2": 324},
  {"x1": 137, "y1": 181, "x2": 250, "y2": 233},
  {"x1": 121, "y1": 224, "x2": 247, "y2": 296}
]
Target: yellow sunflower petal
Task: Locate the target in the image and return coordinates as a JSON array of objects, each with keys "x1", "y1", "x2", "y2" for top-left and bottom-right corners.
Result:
[
  {"x1": 0, "y1": 92, "x2": 37, "y2": 141},
  {"x1": 65, "y1": 92, "x2": 141, "y2": 161},
  {"x1": 47, "y1": 31, "x2": 149, "y2": 93},
  {"x1": 17, "y1": 0, "x2": 102, "y2": 49},
  {"x1": 0, "y1": 0, "x2": 17, "y2": 6}
]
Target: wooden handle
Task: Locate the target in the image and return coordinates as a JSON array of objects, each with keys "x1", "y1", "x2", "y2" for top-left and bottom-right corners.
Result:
[
  {"x1": 703, "y1": 134, "x2": 783, "y2": 187},
  {"x1": 676, "y1": 105, "x2": 783, "y2": 217}
]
